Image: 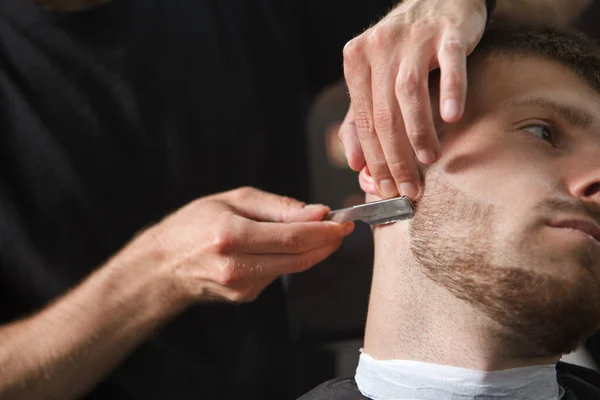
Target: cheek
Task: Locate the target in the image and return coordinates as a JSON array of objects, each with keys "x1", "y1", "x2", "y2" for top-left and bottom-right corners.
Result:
[
  {"x1": 437, "y1": 133, "x2": 561, "y2": 222},
  {"x1": 443, "y1": 168, "x2": 554, "y2": 209}
]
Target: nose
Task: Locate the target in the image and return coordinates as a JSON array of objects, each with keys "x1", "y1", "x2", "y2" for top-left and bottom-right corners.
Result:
[{"x1": 568, "y1": 149, "x2": 600, "y2": 206}]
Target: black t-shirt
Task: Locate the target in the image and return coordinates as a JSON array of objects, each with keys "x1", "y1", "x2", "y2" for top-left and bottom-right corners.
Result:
[
  {"x1": 0, "y1": 0, "x2": 393, "y2": 399},
  {"x1": 299, "y1": 362, "x2": 600, "y2": 399}
]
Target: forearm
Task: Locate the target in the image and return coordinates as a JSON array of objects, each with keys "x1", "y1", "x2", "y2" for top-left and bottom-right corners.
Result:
[
  {"x1": 0, "y1": 233, "x2": 185, "y2": 400},
  {"x1": 492, "y1": 0, "x2": 592, "y2": 27}
]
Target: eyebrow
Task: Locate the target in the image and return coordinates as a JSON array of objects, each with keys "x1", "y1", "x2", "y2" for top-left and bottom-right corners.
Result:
[{"x1": 504, "y1": 98, "x2": 594, "y2": 129}]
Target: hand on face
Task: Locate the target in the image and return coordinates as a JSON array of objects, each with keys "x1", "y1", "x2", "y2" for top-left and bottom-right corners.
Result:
[
  {"x1": 123, "y1": 187, "x2": 353, "y2": 306},
  {"x1": 340, "y1": 0, "x2": 487, "y2": 200}
]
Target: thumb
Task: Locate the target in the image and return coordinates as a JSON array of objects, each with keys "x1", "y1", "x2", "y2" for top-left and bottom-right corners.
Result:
[
  {"x1": 226, "y1": 187, "x2": 331, "y2": 223},
  {"x1": 359, "y1": 166, "x2": 379, "y2": 195}
]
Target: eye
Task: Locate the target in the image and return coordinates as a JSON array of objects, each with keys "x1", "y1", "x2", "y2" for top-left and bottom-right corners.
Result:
[{"x1": 521, "y1": 124, "x2": 554, "y2": 144}]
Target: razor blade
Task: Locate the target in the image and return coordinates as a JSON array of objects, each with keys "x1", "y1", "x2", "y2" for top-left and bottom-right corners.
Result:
[{"x1": 325, "y1": 197, "x2": 414, "y2": 226}]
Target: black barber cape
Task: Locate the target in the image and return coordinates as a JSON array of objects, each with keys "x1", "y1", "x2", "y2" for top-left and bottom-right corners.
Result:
[
  {"x1": 299, "y1": 362, "x2": 600, "y2": 399},
  {"x1": 0, "y1": 1, "x2": 394, "y2": 399}
]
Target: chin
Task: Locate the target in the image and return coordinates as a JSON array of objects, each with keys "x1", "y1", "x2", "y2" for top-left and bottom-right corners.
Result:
[
  {"x1": 527, "y1": 250, "x2": 597, "y2": 282},
  {"x1": 536, "y1": 226, "x2": 600, "y2": 273}
]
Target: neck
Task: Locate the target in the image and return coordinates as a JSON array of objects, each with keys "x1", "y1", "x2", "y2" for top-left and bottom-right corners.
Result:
[{"x1": 363, "y1": 222, "x2": 558, "y2": 371}]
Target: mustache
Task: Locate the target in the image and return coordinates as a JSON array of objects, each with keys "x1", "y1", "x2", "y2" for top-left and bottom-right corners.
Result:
[{"x1": 537, "y1": 198, "x2": 600, "y2": 222}]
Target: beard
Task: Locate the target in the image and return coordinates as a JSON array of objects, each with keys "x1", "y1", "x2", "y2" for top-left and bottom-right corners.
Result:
[{"x1": 409, "y1": 173, "x2": 600, "y2": 356}]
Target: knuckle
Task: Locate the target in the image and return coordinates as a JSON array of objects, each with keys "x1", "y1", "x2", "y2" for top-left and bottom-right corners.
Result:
[
  {"x1": 373, "y1": 106, "x2": 394, "y2": 131},
  {"x1": 216, "y1": 260, "x2": 239, "y2": 286},
  {"x1": 282, "y1": 232, "x2": 303, "y2": 253},
  {"x1": 442, "y1": 37, "x2": 466, "y2": 52},
  {"x1": 279, "y1": 195, "x2": 302, "y2": 210},
  {"x1": 226, "y1": 289, "x2": 247, "y2": 303},
  {"x1": 279, "y1": 195, "x2": 305, "y2": 222},
  {"x1": 409, "y1": 21, "x2": 434, "y2": 39},
  {"x1": 369, "y1": 25, "x2": 395, "y2": 48},
  {"x1": 228, "y1": 282, "x2": 266, "y2": 303},
  {"x1": 406, "y1": 126, "x2": 432, "y2": 143},
  {"x1": 343, "y1": 38, "x2": 363, "y2": 64},
  {"x1": 386, "y1": 158, "x2": 413, "y2": 179},
  {"x1": 231, "y1": 186, "x2": 255, "y2": 201},
  {"x1": 367, "y1": 159, "x2": 389, "y2": 178},
  {"x1": 354, "y1": 111, "x2": 375, "y2": 136},
  {"x1": 398, "y1": 69, "x2": 423, "y2": 98},
  {"x1": 211, "y1": 227, "x2": 235, "y2": 254}
]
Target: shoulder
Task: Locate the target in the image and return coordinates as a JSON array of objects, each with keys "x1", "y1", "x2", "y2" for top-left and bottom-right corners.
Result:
[
  {"x1": 557, "y1": 362, "x2": 600, "y2": 399},
  {"x1": 298, "y1": 377, "x2": 370, "y2": 400}
]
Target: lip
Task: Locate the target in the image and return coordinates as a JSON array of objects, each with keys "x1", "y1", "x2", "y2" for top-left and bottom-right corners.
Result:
[{"x1": 547, "y1": 218, "x2": 600, "y2": 244}]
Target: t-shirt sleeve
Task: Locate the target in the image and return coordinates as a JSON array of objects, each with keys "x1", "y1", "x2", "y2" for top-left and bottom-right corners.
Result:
[{"x1": 294, "y1": 0, "x2": 396, "y2": 92}]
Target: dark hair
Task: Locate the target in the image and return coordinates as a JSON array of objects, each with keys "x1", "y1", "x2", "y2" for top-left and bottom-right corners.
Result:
[{"x1": 468, "y1": 26, "x2": 600, "y2": 92}]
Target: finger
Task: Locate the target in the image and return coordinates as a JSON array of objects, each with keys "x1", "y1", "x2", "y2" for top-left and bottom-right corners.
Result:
[
  {"x1": 437, "y1": 32, "x2": 468, "y2": 123},
  {"x1": 230, "y1": 217, "x2": 354, "y2": 254},
  {"x1": 225, "y1": 187, "x2": 330, "y2": 223},
  {"x1": 358, "y1": 166, "x2": 379, "y2": 195},
  {"x1": 371, "y1": 54, "x2": 419, "y2": 199},
  {"x1": 343, "y1": 38, "x2": 393, "y2": 195},
  {"x1": 338, "y1": 107, "x2": 366, "y2": 171},
  {"x1": 395, "y1": 47, "x2": 439, "y2": 197},
  {"x1": 233, "y1": 241, "x2": 345, "y2": 279}
]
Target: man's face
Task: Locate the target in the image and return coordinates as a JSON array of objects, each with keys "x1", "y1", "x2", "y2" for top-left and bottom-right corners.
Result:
[{"x1": 409, "y1": 55, "x2": 600, "y2": 356}]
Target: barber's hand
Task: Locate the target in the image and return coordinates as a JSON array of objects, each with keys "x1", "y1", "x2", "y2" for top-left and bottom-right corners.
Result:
[
  {"x1": 143, "y1": 187, "x2": 353, "y2": 305},
  {"x1": 341, "y1": 0, "x2": 487, "y2": 199}
]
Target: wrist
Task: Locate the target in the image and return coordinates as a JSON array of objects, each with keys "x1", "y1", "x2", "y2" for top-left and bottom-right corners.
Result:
[{"x1": 104, "y1": 228, "x2": 191, "y2": 322}]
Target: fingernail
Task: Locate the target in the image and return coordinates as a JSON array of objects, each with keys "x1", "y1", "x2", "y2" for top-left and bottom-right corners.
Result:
[
  {"x1": 342, "y1": 222, "x2": 355, "y2": 236},
  {"x1": 443, "y1": 99, "x2": 459, "y2": 119},
  {"x1": 417, "y1": 149, "x2": 437, "y2": 164},
  {"x1": 379, "y1": 179, "x2": 399, "y2": 198},
  {"x1": 304, "y1": 204, "x2": 325, "y2": 210},
  {"x1": 399, "y1": 182, "x2": 419, "y2": 199}
]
